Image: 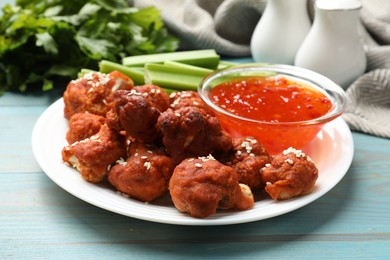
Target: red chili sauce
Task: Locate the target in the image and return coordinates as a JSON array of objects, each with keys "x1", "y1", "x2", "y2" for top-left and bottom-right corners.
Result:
[{"x1": 210, "y1": 76, "x2": 332, "y2": 123}]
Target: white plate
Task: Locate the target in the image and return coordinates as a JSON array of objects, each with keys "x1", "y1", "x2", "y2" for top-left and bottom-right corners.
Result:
[{"x1": 32, "y1": 98, "x2": 354, "y2": 226}]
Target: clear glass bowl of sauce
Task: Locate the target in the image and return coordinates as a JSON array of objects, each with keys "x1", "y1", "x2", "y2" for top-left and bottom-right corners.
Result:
[{"x1": 198, "y1": 64, "x2": 346, "y2": 155}]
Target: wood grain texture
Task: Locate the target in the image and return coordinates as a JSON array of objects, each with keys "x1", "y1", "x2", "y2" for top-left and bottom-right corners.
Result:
[{"x1": 1, "y1": 90, "x2": 390, "y2": 259}]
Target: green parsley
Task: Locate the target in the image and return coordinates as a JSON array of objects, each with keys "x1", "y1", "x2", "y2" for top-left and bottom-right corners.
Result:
[{"x1": 0, "y1": 0, "x2": 179, "y2": 94}]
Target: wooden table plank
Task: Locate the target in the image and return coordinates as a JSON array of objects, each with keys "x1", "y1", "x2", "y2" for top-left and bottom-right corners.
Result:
[
  {"x1": 1, "y1": 76, "x2": 390, "y2": 259},
  {"x1": 0, "y1": 106, "x2": 48, "y2": 173},
  {"x1": 1, "y1": 152, "x2": 389, "y2": 259},
  {"x1": 0, "y1": 92, "x2": 62, "y2": 107}
]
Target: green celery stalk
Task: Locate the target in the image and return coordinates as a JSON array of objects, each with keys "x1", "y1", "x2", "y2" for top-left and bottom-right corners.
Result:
[
  {"x1": 99, "y1": 60, "x2": 145, "y2": 85},
  {"x1": 144, "y1": 63, "x2": 209, "y2": 90},
  {"x1": 217, "y1": 60, "x2": 238, "y2": 69},
  {"x1": 122, "y1": 49, "x2": 220, "y2": 69},
  {"x1": 161, "y1": 87, "x2": 177, "y2": 94},
  {"x1": 163, "y1": 60, "x2": 213, "y2": 75}
]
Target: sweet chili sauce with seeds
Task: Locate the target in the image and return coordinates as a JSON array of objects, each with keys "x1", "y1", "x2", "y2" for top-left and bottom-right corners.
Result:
[
  {"x1": 209, "y1": 75, "x2": 333, "y2": 154},
  {"x1": 210, "y1": 76, "x2": 332, "y2": 122}
]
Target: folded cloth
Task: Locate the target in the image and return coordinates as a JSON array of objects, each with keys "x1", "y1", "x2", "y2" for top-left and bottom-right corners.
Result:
[
  {"x1": 343, "y1": 69, "x2": 390, "y2": 138},
  {"x1": 131, "y1": 0, "x2": 266, "y2": 56},
  {"x1": 131, "y1": 0, "x2": 390, "y2": 138},
  {"x1": 344, "y1": 0, "x2": 390, "y2": 138}
]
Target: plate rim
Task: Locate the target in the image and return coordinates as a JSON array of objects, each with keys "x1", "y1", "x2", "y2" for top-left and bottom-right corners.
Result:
[{"x1": 31, "y1": 98, "x2": 354, "y2": 226}]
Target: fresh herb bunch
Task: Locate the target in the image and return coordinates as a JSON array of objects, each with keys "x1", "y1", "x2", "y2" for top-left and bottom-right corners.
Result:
[{"x1": 0, "y1": 0, "x2": 179, "y2": 94}]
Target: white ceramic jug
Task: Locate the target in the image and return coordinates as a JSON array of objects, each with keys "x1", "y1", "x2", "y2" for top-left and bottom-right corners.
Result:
[
  {"x1": 294, "y1": 0, "x2": 366, "y2": 89},
  {"x1": 250, "y1": 0, "x2": 311, "y2": 65}
]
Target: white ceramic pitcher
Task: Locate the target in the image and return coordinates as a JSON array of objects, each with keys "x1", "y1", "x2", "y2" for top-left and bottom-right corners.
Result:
[
  {"x1": 294, "y1": 0, "x2": 366, "y2": 89},
  {"x1": 250, "y1": 0, "x2": 311, "y2": 65}
]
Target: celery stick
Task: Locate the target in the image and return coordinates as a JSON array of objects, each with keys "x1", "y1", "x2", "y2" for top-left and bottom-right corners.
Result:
[
  {"x1": 163, "y1": 60, "x2": 213, "y2": 75},
  {"x1": 122, "y1": 49, "x2": 220, "y2": 69},
  {"x1": 99, "y1": 60, "x2": 145, "y2": 85},
  {"x1": 217, "y1": 60, "x2": 238, "y2": 69},
  {"x1": 144, "y1": 63, "x2": 207, "y2": 90},
  {"x1": 161, "y1": 87, "x2": 177, "y2": 94}
]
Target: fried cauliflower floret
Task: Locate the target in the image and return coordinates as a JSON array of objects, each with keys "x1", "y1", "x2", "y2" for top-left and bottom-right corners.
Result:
[
  {"x1": 134, "y1": 84, "x2": 170, "y2": 112},
  {"x1": 106, "y1": 85, "x2": 169, "y2": 143},
  {"x1": 108, "y1": 140, "x2": 174, "y2": 202},
  {"x1": 66, "y1": 112, "x2": 106, "y2": 144},
  {"x1": 261, "y1": 147, "x2": 318, "y2": 200},
  {"x1": 157, "y1": 107, "x2": 232, "y2": 164},
  {"x1": 220, "y1": 137, "x2": 271, "y2": 190},
  {"x1": 62, "y1": 125, "x2": 127, "y2": 183},
  {"x1": 63, "y1": 71, "x2": 133, "y2": 119},
  {"x1": 169, "y1": 91, "x2": 211, "y2": 112},
  {"x1": 169, "y1": 156, "x2": 254, "y2": 218}
]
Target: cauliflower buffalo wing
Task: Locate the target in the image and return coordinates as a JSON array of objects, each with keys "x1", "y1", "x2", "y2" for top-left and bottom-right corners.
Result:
[
  {"x1": 106, "y1": 85, "x2": 169, "y2": 143},
  {"x1": 169, "y1": 156, "x2": 254, "y2": 218},
  {"x1": 169, "y1": 91, "x2": 211, "y2": 112},
  {"x1": 261, "y1": 147, "x2": 318, "y2": 200},
  {"x1": 62, "y1": 125, "x2": 127, "y2": 183},
  {"x1": 221, "y1": 137, "x2": 271, "y2": 190},
  {"x1": 66, "y1": 112, "x2": 106, "y2": 144},
  {"x1": 63, "y1": 71, "x2": 133, "y2": 119},
  {"x1": 108, "y1": 140, "x2": 174, "y2": 202},
  {"x1": 157, "y1": 106, "x2": 232, "y2": 164}
]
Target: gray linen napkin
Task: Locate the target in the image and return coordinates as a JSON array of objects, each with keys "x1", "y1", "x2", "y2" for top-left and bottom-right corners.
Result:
[{"x1": 132, "y1": 0, "x2": 390, "y2": 138}]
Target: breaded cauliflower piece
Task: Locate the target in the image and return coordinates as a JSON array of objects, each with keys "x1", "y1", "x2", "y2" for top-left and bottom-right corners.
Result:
[
  {"x1": 63, "y1": 71, "x2": 133, "y2": 119},
  {"x1": 66, "y1": 112, "x2": 105, "y2": 144},
  {"x1": 261, "y1": 147, "x2": 318, "y2": 200},
  {"x1": 62, "y1": 125, "x2": 127, "y2": 183},
  {"x1": 157, "y1": 106, "x2": 232, "y2": 164},
  {"x1": 220, "y1": 137, "x2": 271, "y2": 190},
  {"x1": 169, "y1": 90, "x2": 211, "y2": 112},
  {"x1": 108, "y1": 140, "x2": 174, "y2": 202},
  {"x1": 169, "y1": 156, "x2": 254, "y2": 218},
  {"x1": 106, "y1": 85, "x2": 169, "y2": 143}
]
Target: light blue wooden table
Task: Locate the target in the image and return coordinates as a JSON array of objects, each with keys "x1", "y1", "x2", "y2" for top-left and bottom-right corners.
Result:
[{"x1": 1, "y1": 74, "x2": 390, "y2": 259}]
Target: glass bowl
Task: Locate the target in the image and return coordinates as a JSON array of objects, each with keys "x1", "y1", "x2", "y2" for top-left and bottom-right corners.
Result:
[{"x1": 198, "y1": 64, "x2": 346, "y2": 155}]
